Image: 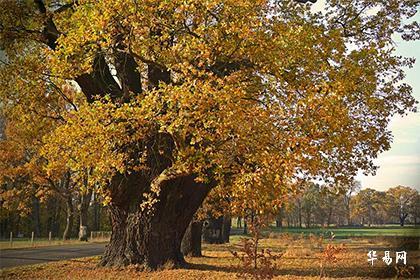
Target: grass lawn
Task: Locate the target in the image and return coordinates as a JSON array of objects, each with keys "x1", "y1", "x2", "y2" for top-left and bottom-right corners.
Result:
[
  {"x1": 0, "y1": 238, "x2": 108, "y2": 250},
  {"x1": 266, "y1": 226, "x2": 420, "y2": 238},
  {"x1": 2, "y1": 226, "x2": 417, "y2": 250},
  {"x1": 1, "y1": 235, "x2": 418, "y2": 279}
]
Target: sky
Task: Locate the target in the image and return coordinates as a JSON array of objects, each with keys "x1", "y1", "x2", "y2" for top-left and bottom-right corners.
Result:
[
  {"x1": 355, "y1": 37, "x2": 420, "y2": 191},
  {"x1": 312, "y1": 1, "x2": 420, "y2": 191}
]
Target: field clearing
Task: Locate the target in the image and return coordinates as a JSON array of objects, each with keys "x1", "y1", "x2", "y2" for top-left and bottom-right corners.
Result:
[
  {"x1": 266, "y1": 226, "x2": 420, "y2": 238},
  {"x1": 1, "y1": 235, "x2": 418, "y2": 279},
  {"x1": 1, "y1": 226, "x2": 418, "y2": 250},
  {"x1": 0, "y1": 238, "x2": 109, "y2": 250}
]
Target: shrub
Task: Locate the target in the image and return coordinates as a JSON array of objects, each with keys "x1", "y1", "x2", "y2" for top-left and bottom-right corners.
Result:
[{"x1": 231, "y1": 215, "x2": 281, "y2": 280}]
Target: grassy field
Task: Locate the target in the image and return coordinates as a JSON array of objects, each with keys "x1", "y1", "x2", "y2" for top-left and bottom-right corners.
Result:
[
  {"x1": 1, "y1": 234, "x2": 418, "y2": 279},
  {"x1": 0, "y1": 238, "x2": 109, "y2": 250},
  {"x1": 266, "y1": 226, "x2": 420, "y2": 238},
  {"x1": 1, "y1": 226, "x2": 418, "y2": 250}
]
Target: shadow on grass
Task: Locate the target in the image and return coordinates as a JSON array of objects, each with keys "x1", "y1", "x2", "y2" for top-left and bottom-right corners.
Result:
[
  {"x1": 186, "y1": 260, "x2": 418, "y2": 279},
  {"x1": 275, "y1": 265, "x2": 418, "y2": 279},
  {"x1": 186, "y1": 262, "x2": 238, "y2": 273}
]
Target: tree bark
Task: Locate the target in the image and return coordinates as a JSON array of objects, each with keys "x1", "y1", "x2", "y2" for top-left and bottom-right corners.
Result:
[
  {"x1": 276, "y1": 208, "x2": 283, "y2": 228},
  {"x1": 79, "y1": 190, "x2": 92, "y2": 241},
  {"x1": 47, "y1": 196, "x2": 61, "y2": 237},
  {"x1": 221, "y1": 215, "x2": 231, "y2": 243},
  {"x1": 181, "y1": 220, "x2": 203, "y2": 257},
  {"x1": 202, "y1": 216, "x2": 224, "y2": 244},
  {"x1": 32, "y1": 196, "x2": 41, "y2": 237},
  {"x1": 99, "y1": 174, "x2": 212, "y2": 269},
  {"x1": 63, "y1": 196, "x2": 74, "y2": 240},
  {"x1": 91, "y1": 192, "x2": 101, "y2": 231},
  {"x1": 16, "y1": 215, "x2": 21, "y2": 237}
]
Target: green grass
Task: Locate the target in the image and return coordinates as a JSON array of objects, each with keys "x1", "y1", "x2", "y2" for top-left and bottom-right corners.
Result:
[
  {"x1": 265, "y1": 226, "x2": 420, "y2": 238},
  {"x1": 0, "y1": 238, "x2": 107, "y2": 250},
  {"x1": 231, "y1": 217, "x2": 420, "y2": 238}
]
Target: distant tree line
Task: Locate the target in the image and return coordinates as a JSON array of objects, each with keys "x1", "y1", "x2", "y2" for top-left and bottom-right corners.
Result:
[
  {"x1": 277, "y1": 182, "x2": 419, "y2": 228},
  {"x1": 0, "y1": 190, "x2": 111, "y2": 240},
  {"x1": 2, "y1": 180, "x2": 417, "y2": 242}
]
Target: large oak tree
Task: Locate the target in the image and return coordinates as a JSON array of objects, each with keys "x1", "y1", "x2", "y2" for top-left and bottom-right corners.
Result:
[{"x1": 0, "y1": 0, "x2": 418, "y2": 269}]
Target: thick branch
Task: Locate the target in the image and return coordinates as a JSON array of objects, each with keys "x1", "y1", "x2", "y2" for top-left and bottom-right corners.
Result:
[
  {"x1": 75, "y1": 55, "x2": 123, "y2": 102},
  {"x1": 34, "y1": 1, "x2": 123, "y2": 102},
  {"x1": 114, "y1": 51, "x2": 142, "y2": 101}
]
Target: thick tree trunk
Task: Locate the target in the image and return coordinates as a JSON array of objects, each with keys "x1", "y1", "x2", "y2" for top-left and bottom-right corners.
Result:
[
  {"x1": 15, "y1": 215, "x2": 21, "y2": 237},
  {"x1": 276, "y1": 208, "x2": 283, "y2": 228},
  {"x1": 100, "y1": 174, "x2": 211, "y2": 269},
  {"x1": 92, "y1": 192, "x2": 101, "y2": 231},
  {"x1": 47, "y1": 197, "x2": 61, "y2": 237},
  {"x1": 221, "y1": 215, "x2": 231, "y2": 243},
  {"x1": 32, "y1": 196, "x2": 41, "y2": 237},
  {"x1": 63, "y1": 197, "x2": 74, "y2": 240},
  {"x1": 181, "y1": 220, "x2": 203, "y2": 257},
  {"x1": 202, "y1": 216, "x2": 224, "y2": 244}
]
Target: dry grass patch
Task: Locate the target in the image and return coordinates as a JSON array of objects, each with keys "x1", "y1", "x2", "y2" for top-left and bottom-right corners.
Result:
[{"x1": 1, "y1": 237, "x2": 418, "y2": 279}]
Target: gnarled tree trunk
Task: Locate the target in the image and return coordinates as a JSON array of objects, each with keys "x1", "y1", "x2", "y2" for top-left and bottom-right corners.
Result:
[
  {"x1": 100, "y1": 174, "x2": 212, "y2": 269},
  {"x1": 181, "y1": 220, "x2": 203, "y2": 257}
]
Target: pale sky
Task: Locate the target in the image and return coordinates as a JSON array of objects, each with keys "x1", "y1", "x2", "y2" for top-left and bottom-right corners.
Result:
[
  {"x1": 311, "y1": 1, "x2": 420, "y2": 191},
  {"x1": 356, "y1": 36, "x2": 420, "y2": 191}
]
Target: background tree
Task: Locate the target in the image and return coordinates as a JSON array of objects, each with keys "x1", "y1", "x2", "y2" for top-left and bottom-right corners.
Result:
[
  {"x1": 410, "y1": 192, "x2": 420, "y2": 225},
  {"x1": 351, "y1": 188, "x2": 385, "y2": 226},
  {"x1": 342, "y1": 180, "x2": 361, "y2": 226},
  {"x1": 385, "y1": 186, "x2": 418, "y2": 226},
  {"x1": 301, "y1": 183, "x2": 320, "y2": 228}
]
